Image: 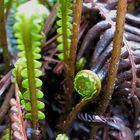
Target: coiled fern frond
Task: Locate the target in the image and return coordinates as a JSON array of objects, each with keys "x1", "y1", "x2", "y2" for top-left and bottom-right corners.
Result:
[
  {"x1": 13, "y1": 0, "x2": 49, "y2": 129},
  {"x1": 74, "y1": 70, "x2": 101, "y2": 100},
  {"x1": 56, "y1": 134, "x2": 69, "y2": 140},
  {"x1": 56, "y1": 0, "x2": 73, "y2": 60}
]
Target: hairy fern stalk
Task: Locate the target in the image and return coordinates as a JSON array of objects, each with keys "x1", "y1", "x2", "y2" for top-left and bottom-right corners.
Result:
[{"x1": 13, "y1": 0, "x2": 49, "y2": 130}]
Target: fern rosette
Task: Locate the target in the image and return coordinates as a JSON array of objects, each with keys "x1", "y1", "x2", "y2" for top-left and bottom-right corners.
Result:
[
  {"x1": 74, "y1": 70, "x2": 101, "y2": 100},
  {"x1": 56, "y1": 0, "x2": 73, "y2": 60},
  {"x1": 13, "y1": 0, "x2": 49, "y2": 126}
]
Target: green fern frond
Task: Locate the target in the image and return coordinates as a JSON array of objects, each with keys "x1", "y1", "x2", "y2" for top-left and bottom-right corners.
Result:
[
  {"x1": 13, "y1": 0, "x2": 49, "y2": 128},
  {"x1": 56, "y1": 0, "x2": 73, "y2": 60}
]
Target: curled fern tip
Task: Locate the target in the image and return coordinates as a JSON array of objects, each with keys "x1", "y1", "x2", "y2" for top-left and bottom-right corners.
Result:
[
  {"x1": 56, "y1": 134, "x2": 69, "y2": 140},
  {"x1": 74, "y1": 70, "x2": 101, "y2": 99}
]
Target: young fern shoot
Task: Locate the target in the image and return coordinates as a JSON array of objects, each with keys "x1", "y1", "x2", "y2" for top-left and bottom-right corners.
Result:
[
  {"x1": 56, "y1": 134, "x2": 69, "y2": 140},
  {"x1": 56, "y1": 0, "x2": 74, "y2": 117},
  {"x1": 13, "y1": 0, "x2": 49, "y2": 133},
  {"x1": 74, "y1": 70, "x2": 101, "y2": 100},
  {"x1": 62, "y1": 70, "x2": 101, "y2": 132},
  {"x1": 56, "y1": 0, "x2": 73, "y2": 61}
]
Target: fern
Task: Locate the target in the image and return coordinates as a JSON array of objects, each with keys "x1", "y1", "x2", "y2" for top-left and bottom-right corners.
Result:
[
  {"x1": 74, "y1": 70, "x2": 101, "y2": 100},
  {"x1": 56, "y1": 134, "x2": 69, "y2": 140},
  {"x1": 13, "y1": 0, "x2": 49, "y2": 129},
  {"x1": 56, "y1": 0, "x2": 73, "y2": 60}
]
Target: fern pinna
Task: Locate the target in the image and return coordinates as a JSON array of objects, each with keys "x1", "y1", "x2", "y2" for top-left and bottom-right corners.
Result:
[
  {"x1": 56, "y1": 0, "x2": 73, "y2": 60},
  {"x1": 13, "y1": 0, "x2": 49, "y2": 130}
]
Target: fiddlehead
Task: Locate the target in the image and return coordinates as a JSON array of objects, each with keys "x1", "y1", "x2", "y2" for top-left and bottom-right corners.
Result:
[
  {"x1": 62, "y1": 70, "x2": 101, "y2": 132},
  {"x1": 13, "y1": 0, "x2": 49, "y2": 130},
  {"x1": 56, "y1": 0, "x2": 73, "y2": 60},
  {"x1": 74, "y1": 70, "x2": 101, "y2": 100},
  {"x1": 56, "y1": 134, "x2": 69, "y2": 140}
]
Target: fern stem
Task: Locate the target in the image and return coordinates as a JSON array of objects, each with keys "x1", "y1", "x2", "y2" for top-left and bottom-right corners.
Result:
[
  {"x1": 64, "y1": 0, "x2": 83, "y2": 114},
  {"x1": 62, "y1": 98, "x2": 89, "y2": 132},
  {"x1": 23, "y1": 19, "x2": 38, "y2": 138},
  {"x1": 68, "y1": 0, "x2": 83, "y2": 87},
  {"x1": 97, "y1": 0, "x2": 127, "y2": 117},
  {"x1": 60, "y1": 0, "x2": 83, "y2": 125},
  {"x1": 90, "y1": 0, "x2": 127, "y2": 138},
  {"x1": 0, "y1": 0, "x2": 10, "y2": 72}
]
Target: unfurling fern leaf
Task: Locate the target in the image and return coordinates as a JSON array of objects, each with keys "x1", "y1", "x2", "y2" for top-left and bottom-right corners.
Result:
[
  {"x1": 74, "y1": 70, "x2": 101, "y2": 100},
  {"x1": 56, "y1": 134, "x2": 69, "y2": 140},
  {"x1": 56, "y1": 0, "x2": 73, "y2": 60},
  {"x1": 13, "y1": 0, "x2": 49, "y2": 129}
]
